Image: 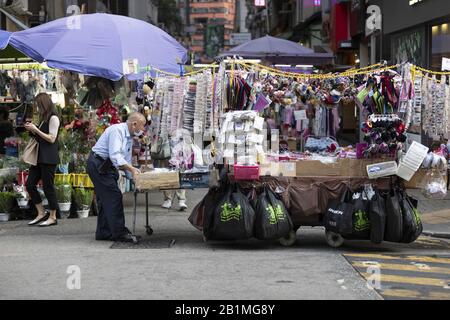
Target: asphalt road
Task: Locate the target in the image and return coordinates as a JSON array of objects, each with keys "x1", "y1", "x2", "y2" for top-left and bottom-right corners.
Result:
[{"x1": 0, "y1": 190, "x2": 449, "y2": 300}]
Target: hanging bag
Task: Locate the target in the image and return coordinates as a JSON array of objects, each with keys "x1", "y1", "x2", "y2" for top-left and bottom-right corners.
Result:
[
  {"x1": 383, "y1": 188, "x2": 403, "y2": 242},
  {"x1": 369, "y1": 189, "x2": 386, "y2": 244},
  {"x1": 324, "y1": 188, "x2": 354, "y2": 235},
  {"x1": 254, "y1": 185, "x2": 293, "y2": 240},
  {"x1": 399, "y1": 190, "x2": 423, "y2": 243},
  {"x1": 208, "y1": 183, "x2": 256, "y2": 240},
  {"x1": 348, "y1": 189, "x2": 371, "y2": 240},
  {"x1": 150, "y1": 136, "x2": 171, "y2": 160}
]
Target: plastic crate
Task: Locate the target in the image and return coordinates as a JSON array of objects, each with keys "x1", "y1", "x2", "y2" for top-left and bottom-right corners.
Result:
[
  {"x1": 233, "y1": 165, "x2": 260, "y2": 181},
  {"x1": 180, "y1": 172, "x2": 210, "y2": 189},
  {"x1": 71, "y1": 174, "x2": 94, "y2": 188},
  {"x1": 54, "y1": 174, "x2": 72, "y2": 185}
]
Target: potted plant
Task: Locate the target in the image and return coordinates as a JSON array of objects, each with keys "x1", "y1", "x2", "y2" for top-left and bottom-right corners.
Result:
[
  {"x1": 0, "y1": 192, "x2": 16, "y2": 222},
  {"x1": 73, "y1": 188, "x2": 93, "y2": 218},
  {"x1": 14, "y1": 185, "x2": 29, "y2": 208},
  {"x1": 55, "y1": 183, "x2": 72, "y2": 213}
]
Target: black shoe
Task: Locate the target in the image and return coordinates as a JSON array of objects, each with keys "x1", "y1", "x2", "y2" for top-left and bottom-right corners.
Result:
[
  {"x1": 114, "y1": 233, "x2": 142, "y2": 243},
  {"x1": 95, "y1": 235, "x2": 113, "y2": 241}
]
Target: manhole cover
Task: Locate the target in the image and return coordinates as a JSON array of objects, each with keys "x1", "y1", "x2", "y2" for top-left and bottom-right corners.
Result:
[{"x1": 110, "y1": 238, "x2": 176, "y2": 249}]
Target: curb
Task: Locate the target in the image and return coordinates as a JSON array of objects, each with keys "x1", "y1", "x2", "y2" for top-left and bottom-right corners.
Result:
[{"x1": 422, "y1": 231, "x2": 450, "y2": 240}]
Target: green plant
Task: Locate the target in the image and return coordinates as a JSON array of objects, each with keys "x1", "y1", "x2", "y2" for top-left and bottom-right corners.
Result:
[
  {"x1": 56, "y1": 184, "x2": 72, "y2": 203},
  {"x1": 0, "y1": 192, "x2": 15, "y2": 213},
  {"x1": 73, "y1": 188, "x2": 93, "y2": 208},
  {"x1": 58, "y1": 129, "x2": 74, "y2": 165}
]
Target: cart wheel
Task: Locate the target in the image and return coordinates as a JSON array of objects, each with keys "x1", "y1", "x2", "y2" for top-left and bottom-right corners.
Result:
[
  {"x1": 146, "y1": 227, "x2": 153, "y2": 236},
  {"x1": 325, "y1": 231, "x2": 345, "y2": 248},
  {"x1": 279, "y1": 230, "x2": 297, "y2": 247}
]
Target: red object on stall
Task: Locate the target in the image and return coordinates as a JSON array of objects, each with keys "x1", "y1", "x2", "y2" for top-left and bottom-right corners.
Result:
[
  {"x1": 96, "y1": 99, "x2": 121, "y2": 125},
  {"x1": 234, "y1": 165, "x2": 260, "y2": 181}
]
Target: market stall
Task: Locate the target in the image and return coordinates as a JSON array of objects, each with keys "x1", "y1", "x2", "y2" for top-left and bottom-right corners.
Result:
[{"x1": 135, "y1": 59, "x2": 450, "y2": 247}]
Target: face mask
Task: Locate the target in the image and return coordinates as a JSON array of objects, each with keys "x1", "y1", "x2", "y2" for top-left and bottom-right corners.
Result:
[{"x1": 134, "y1": 130, "x2": 144, "y2": 137}]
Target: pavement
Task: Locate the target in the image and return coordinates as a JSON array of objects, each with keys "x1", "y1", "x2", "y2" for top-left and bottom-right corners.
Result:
[
  {"x1": 407, "y1": 189, "x2": 450, "y2": 239},
  {"x1": 0, "y1": 189, "x2": 449, "y2": 300}
]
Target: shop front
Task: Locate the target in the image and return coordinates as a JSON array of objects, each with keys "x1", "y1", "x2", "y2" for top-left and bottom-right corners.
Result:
[{"x1": 377, "y1": 0, "x2": 450, "y2": 70}]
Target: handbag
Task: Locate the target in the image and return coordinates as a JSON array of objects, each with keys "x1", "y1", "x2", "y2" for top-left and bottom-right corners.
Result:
[
  {"x1": 150, "y1": 137, "x2": 171, "y2": 160},
  {"x1": 22, "y1": 138, "x2": 39, "y2": 166}
]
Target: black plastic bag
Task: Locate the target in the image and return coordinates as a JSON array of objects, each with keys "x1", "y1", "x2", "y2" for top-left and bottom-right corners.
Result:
[
  {"x1": 383, "y1": 189, "x2": 403, "y2": 242},
  {"x1": 399, "y1": 190, "x2": 423, "y2": 243},
  {"x1": 324, "y1": 188, "x2": 354, "y2": 235},
  {"x1": 347, "y1": 190, "x2": 371, "y2": 240},
  {"x1": 254, "y1": 185, "x2": 293, "y2": 240},
  {"x1": 208, "y1": 183, "x2": 256, "y2": 240},
  {"x1": 369, "y1": 190, "x2": 386, "y2": 244}
]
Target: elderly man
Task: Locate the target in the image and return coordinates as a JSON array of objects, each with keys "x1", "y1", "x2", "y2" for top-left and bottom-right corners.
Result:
[{"x1": 87, "y1": 112, "x2": 146, "y2": 243}]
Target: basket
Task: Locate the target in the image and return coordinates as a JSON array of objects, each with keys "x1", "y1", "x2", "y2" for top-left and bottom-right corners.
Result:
[
  {"x1": 233, "y1": 165, "x2": 260, "y2": 181},
  {"x1": 71, "y1": 174, "x2": 94, "y2": 188},
  {"x1": 180, "y1": 172, "x2": 210, "y2": 189}
]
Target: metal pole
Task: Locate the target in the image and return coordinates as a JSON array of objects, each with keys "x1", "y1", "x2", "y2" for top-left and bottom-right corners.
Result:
[
  {"x1": 265, "y1": 1, "x2": 270, "y2": 34},
  {"x1": 371, "y1": 33, "x2": 376, "y2": 65}
]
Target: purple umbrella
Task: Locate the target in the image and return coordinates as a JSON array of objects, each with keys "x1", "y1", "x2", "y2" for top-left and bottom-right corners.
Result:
[
  {"x1": 0, "y1": 30, "x2": 11, "y2": 50},
  {"x1": 218, "y1": 35, "x2": 333, "y2": 65},
  {"x1": 8, "y1": 13, "x2": 188, "y2": 81}
]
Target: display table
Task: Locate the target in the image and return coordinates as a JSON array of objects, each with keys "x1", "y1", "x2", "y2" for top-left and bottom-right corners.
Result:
[{"x1": 236, "y1": 175, "x2": 394, "y2": 228}]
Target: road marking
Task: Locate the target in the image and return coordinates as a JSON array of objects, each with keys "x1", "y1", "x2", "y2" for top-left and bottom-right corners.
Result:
[
  {"x1": 345, "y1": 253, "x2": 450, "y2": 264},
  {"x1": 360, "y1": 273, "x2": 448, "y2": 287},
  {"x1": 352, "y1": 262, "x2": 450, "y2": 274},
  {"x1": 382, "y1": 289, "x2": 450, "y2": 300},
  {"x1": 382, "y1": 289, "x2": 421, "y2": 299},
  {"x1": 345, "y1": 253, "x2": 450, "y2": 300}
]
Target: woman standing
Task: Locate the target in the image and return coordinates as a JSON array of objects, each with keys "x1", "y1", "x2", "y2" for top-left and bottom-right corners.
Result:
[{"x1": 25, "y1": 93, "x2": 61, "y2": 227}]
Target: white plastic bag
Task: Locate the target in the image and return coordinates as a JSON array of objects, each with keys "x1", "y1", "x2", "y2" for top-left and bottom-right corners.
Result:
[{"x1": 422, "y1": 168, "x2": 448, "y2": 199}]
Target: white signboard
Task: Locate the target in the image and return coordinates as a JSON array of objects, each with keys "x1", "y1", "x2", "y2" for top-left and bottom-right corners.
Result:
[
  {"x1": 255, "y1": 0, "x2": 266, "y2": 7},
  {"x1": 123, "y1": 59, "x2": 139, "y2": 75},
  {"x1": 230, "y1": 33, "x2": 252, "y2": 46},
  {"x1": 442, "y1": 57, "x2": 450, "y2": 71},
  {"x1": 366, "y1": 5, "x2": 382, "y2": 36}
]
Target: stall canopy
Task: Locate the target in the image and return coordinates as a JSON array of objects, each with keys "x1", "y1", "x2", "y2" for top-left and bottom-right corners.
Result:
[
  {"x1": 6, "y1": 13, "x2": 188, "y2": 81},
  {"x1": 0, "y1": 30, "x2": 11, "y2": 50},
  {"x1": 217, "y1": 35, "x2": 334, "y2": 66}
]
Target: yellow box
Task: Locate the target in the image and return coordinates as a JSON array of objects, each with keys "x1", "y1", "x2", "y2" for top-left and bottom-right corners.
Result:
[{"x1": 72, "y1": 174, "x2": 94, "y2": 188}]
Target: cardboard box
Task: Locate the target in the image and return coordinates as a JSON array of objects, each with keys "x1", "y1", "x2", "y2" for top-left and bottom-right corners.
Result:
[
  {"x1": 135, "y1": 171, "x2": 180, "y2": 191},
  {"x1": 295, "y1": 158, "x2": 393, "y2": 177},
  {"x1": 259, "y1": 162, "x2": 279, "y2": 176},
  {"x1": 278, "y1": 162, "x2": 297, "y2": 177},
  {"x1": 296, "y1": 159, "x2": 347, "y2": 177}
]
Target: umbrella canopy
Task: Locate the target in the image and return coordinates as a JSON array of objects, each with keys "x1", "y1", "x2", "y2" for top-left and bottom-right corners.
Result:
[
  {"x1": 0, "y1": 30, "x2": 11, "y2": 50},
  {"x1": 218, "y1": 35, "x2": 333, "y2": 65},
  {"x1": 8, "y1": 13, "x2": 188, "y2": 81}
]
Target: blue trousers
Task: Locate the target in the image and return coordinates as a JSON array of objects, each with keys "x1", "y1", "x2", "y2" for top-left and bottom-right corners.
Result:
[{"x1": 87, "y1": 153, "x2": 127, "y2": 240}]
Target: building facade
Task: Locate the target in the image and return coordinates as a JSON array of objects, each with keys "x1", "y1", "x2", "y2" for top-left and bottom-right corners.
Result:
[
  {"x1": 188, "y1": 0, "x2": 236, "y2": 62},
  {"x1": 369, "y1": 0, "x2": 450, "y2": 71}
]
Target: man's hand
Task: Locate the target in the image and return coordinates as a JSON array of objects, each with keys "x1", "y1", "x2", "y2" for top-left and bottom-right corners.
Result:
[{"x1": 130, "y1": 167, "x2": 141, "y2": 182}]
